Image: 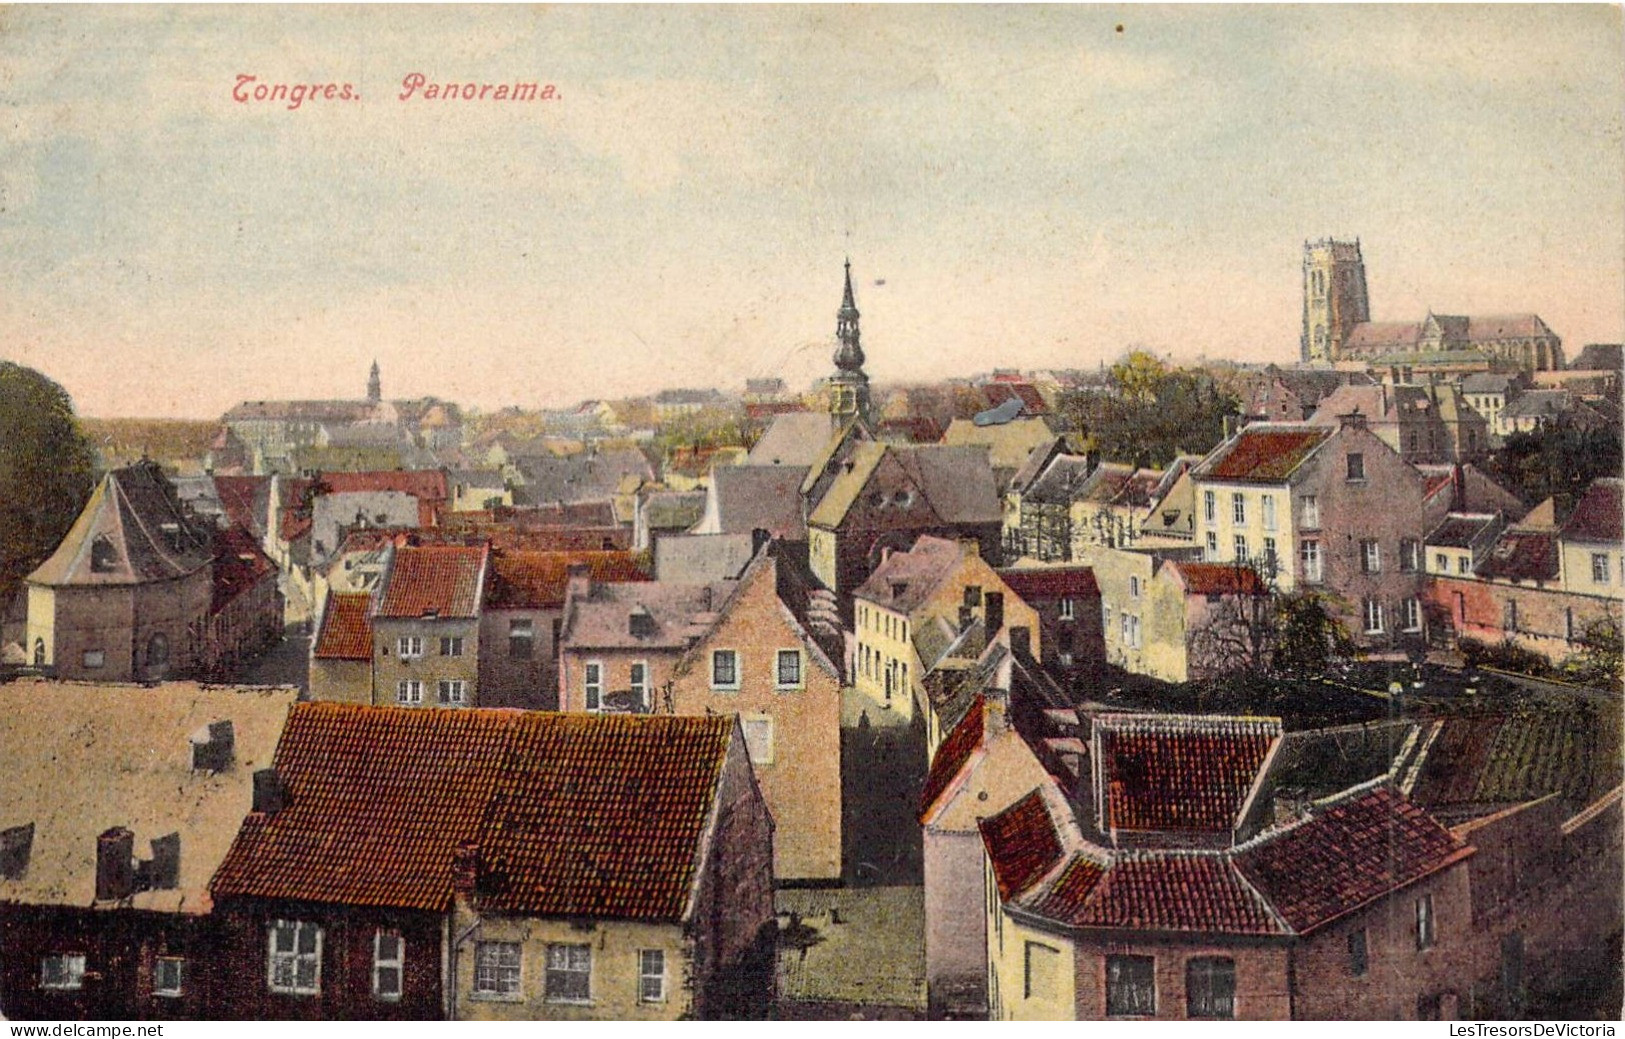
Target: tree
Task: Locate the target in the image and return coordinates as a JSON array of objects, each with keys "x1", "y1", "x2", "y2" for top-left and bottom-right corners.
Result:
[
  {"x1": 1271, "y1": 591, "x2": 1356, "y2": 678},
  {"x1": 0, "y1": 363, "x2": 97, "y2": 606},
  {"x1": 1564, "y1": 617, "x2": 1623, "y2": 687},
  {"x1": 1060, "y1": 351, "x2": 1240, "y2": 469},
  {"x1": 1482, "y1": 419, "x2": 1624, "y2": 515}
]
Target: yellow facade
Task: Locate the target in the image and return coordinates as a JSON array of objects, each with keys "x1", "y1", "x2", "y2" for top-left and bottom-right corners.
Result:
[
  {"x1": 985, "y1": 859, "x2": 1076, "y2": 1021},
  {"x1": 1192, "y1": 481, "x2": 1299, "y2": 591}
]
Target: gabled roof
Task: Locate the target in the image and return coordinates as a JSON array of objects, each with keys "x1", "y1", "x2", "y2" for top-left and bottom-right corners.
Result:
[
  {"x1": 1192, "y1": 425, "x2": 1332, "y2": 484},
  {"x1": 484, "y1": 550, "x2": 651, "y2": 610},
  {"x1": 747, "y1": 412, "x2": 839, "y2": 468},
  {"x1": 29, "y1": 462, "x2": 216, "y2": 587},
  {"x1": 997, "y1": 566, "x2": 1100, "y2": 603},
  {"x1": 1461, "y1": 373, "x2": 1516, "y2": 395},
  {"x1": 1503, "y1": 389, "x2": 1572, "y2": 420},
  {"x1": 981, "y1": 789, "x2": 1066, "y2": 899},
  {"x1": 1162, "y1": 561, "x2": 1267, "y2": 597},
  {"x1": 708, "y1": 466, "x2": 809, "y2": 539},
  {"x1": 211, "y1": 705, "x2": 735, "y2": 920},
  {"x1": 313, "y1": 591, "x2": 375, "y2": 660},
  {"x1": 376, "y1": 544, "x2": 489, "y2": 619},
  {"x1": 1476, "y1": 528, "x2": 1560, "y2": 582},
  {"x1": 1008, "y1": 436, "x2": 1069, "y2": 496},
  {"x1": 1425, "y1": 513, "x2": 1501, "y2": 550},
  {"x1": 808, "y1": 443, "x2": 1001, "y2": 529},
  {"x1": 562, "y1": 579, "x2": 734, "y2": 650},
  {"x1": 213, "y1": 475, "x2": 271, "y2": 535},
  {"x1": 1561, "y1": 478, "x2": 1623, "y2": 544},
  {"x1": 1094, "y1": 714, "x2": 1281, "y2": 835},
  {"x1": 1342, "y1": 321, "x2": 1422, "y2": 352},
  {"x1": 853, "y1": 535, "x2": 969, "y2": 614},
  {"x1": 920, "y1": 695, "x2": 986, "y2": 822},
  {"x1": 1465, "y1": 314, "x2": 1554, "y2": 341},
  {"x1": 0, "y1": 679, "x2": 297, "y2": 914},
  {"x1": 211, "y1": 526, "x2": 278, "y2": 613},
  {"x1": 1022, "y1": 455, "x2": 1095, "y2": 505}
]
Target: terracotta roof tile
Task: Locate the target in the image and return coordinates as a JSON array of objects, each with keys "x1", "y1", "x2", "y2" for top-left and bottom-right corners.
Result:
[
  {"x1": 211, "y1": 526, "x2": 278, "y2": 613},
  {"x1": 1561, "y1": 478, "x2": 1623, "y2": 544},
  {"x1": 1074, "y1": 855, "x2": 1282, "y2": 935},
  {"x1": 997, "y1": 567, "x2": 1100, "y2": 603},
  {"x1": 211, "y1": 705, "x2": 733, "y2": 919},
  {"x1": 485, "y1": 550, "x2": 651, "y2": 610},
  {"x1": 980, "y1": 789, "x2": 1064, "y2": 899},
  {"x1": 1096, "y1": 715, "x2": 1280, "y2": 834},
  {"x1": 1196, "y1": 426, "x2": 1331, "y2": 483},
  {"x1": 1165, "y1": 562, "x2": 1267, "y2": 597},
  {"x1": 313, "y1": 592, "x2": 375, "y2": 660},
  {"x1": 919, "y1": 695, "x2": 985, "y2": 822},
  {"x1": 1476, "y1": 528, "x2": 1559, "y2": 582},
  {"x1": 377, "y1": 545, "x2": 488, "y2": 618}
]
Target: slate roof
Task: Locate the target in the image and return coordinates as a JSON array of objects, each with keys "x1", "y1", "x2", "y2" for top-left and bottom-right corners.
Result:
[
  {"x1": 29, "y1": 462, "x2": 216, "y2": 587},
  {"x1": 562, "y1": 579, "x2": 735, "y2": 650},
  {"x1": 919, "y1": 695, "x2": 986, "y2": 822},
  {"x1": 484, "y1": 550, "x2": 651, "y2": 610},
  {"x1": 1094, "y1": 714, "x2": 1280, "y2": 835},
  {"x1": 1476, "y1": 528, "x2": 1560, "y2": 582},
  {"x1": 1461, "y1": 373, "x2": 1516, "y2": 395},
  {"x1": 1008, "y1": 436, "x2": 1069, "y2": 495},
  {"x1": 708, "y1": 466, "x2": 810, "y2": 538},
  {"x1": 376, "y1": 544, "x2": 489, "y2": 619},
  {"x1": 997, "y1": 566, "x2": 1100, "y2": 603},
  {"x1": 516, "y1": 447, "x2": 654, "y2": 505},
  {"x1": 313, "y1": 592, "x2": 375, "y2": 660},
  {"x1": 808, "y1": 443, "x2": 1001, "y2": 529},
  {"x1": 746, "y1": 412, "x2": 838, "y2": 467},
  {"x1": 853, "y1": 535, "x2": 968, "y2": 614},
  {"x1": 210, "y1": 705, "x2": 734, "y2": 920},
  {"x1": 1560, "y1": 478, "x2": 1623, "y2": 544},
  {"x1": 1023, "y1": 455, "x2": 1095, "y2": 506},
  {"x1": 654, "y1": 533, "x2": 758, "y2": 584},
  {"x1": 1164, "y1": 561, "x2": 1267, "y2": 597},
  {"x1": 1503, "y1": 390, "x2": 1572, "y2": 420},
  {"x1": 1425, "y1": 513, "x2": 1501, "y2": 550},
  {"x1": 1193, "y1": 425, "x2": 1331, "y2": 484}
]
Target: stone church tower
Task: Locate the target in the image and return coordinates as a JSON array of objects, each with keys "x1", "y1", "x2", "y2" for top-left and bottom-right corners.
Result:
[
  {"x1": 1301, "y1": 239, "x2": 1371, "y2": 363},
  {"x1": 367, "y1": 360, "x2": 382, "y2": 404},
  {"x1": 827, "y1": 260, "x2": 871, "y2": 421}
]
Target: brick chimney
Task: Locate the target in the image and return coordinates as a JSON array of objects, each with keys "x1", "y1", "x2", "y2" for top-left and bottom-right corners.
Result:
[
  {"x1": 189, "y1": 720, "x2": 235, "y2": 772},
  {"x1": 959, "y1": 539, "x2": 980, "y2": 559},
  {"x1": 96, "y1": 827, "x2": 135, "y2": 901},
  {"x1": 566, "y1": 562, "x2": 593, "y2": 602},
  {"x1": 252, "y1": 768, "x2": 288, "y2": 815},
  {"x1": 0, "y1": 823, "x2": 34, "y2": 880},
  {"x1": 451, "y1": 842, "x2": 481, "y2": 897},
  {"x1": 1008, "y1": 625, "x2": 1033, "y2": 661}
]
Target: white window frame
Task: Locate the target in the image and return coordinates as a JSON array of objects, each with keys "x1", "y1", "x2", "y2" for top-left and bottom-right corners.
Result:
[
  {"x1": 397, "y1": 636, "x2": 423, "y2": 658},
  {"x1": 1232, "y1": 492, "x2": 1246, "y2": 525},
  {"x1": 639, "y1": 949, "x2": 667, "y2": 1003},
  {"x1": 1058, "y1": 597, "x2": 1075, "y2": 620},
  {"x1": 40, "y1": 953, "x2": 86, "y2": 991},
  {"x1": 1261, "y1": 494, "x2": 1277, "y2": 532},
  {"x1": 1300, "y1": 495, "x2": 1320, "y2": 529},
  {"x1": 372, "y1": 930, "x2": 404, "y2": 1002},
  {"x1": 584, "y1": 661, "x2": 603, "y2": 711},
  {"x1": 438, "y1": 679, "x2": 467, "y2": 706},
  {"x1": 544, "y1": 943, "x2": 592, "y2": 1005},
  {"x1": 153, "y1": 955, "x2": 185, "y2": 998},
  {"x1": 439, "y1": 635, "x2": 464, "y2": 657},
  {"x1": 1363, "y1": 599, "x2": 1385, "y2": 635},
  {"x1": 1205, "y1": 532, "x2": 1219, "y2": 562},
  {"x1": 711, "y1": 649, "x2": 740, "y2": 691},
  {"x1": 473, "y1": 941, "x2": 522, "y2": 998},
  {"x1": 1361, "y1": 540, "x2": 1382, "y2": 574},
  {"x1": 1233, "y1": 535, "x2": 1248, "y2": 562},
  {"x1": 1416, "y1": 893, "x2": 1436, "y2": 950},
  {"x1": 397, "y1": 679, "x2": 423, "y2": 705},
  {"x1": 1403, "y1": 597, "x2": 1423, "y2": 633},
  {"x1": 1203, "y1": 490, "x2": 1215, "y2": 523},
  {"x1": 743, "y1": 715, "x2": 775, "y2": 765},
  {"x1": 267, "y1": 920, "x2": 322, "y2": 996},
  {"x1": 1400, "y1": 539, "x2": 1420, "y2": 573},
  {"x1": 775, "y1": 649, "x2": 804, "y2": 690},
  {"x1": 1593, "y1": 553, "x2": 1611, "y2": 585}
]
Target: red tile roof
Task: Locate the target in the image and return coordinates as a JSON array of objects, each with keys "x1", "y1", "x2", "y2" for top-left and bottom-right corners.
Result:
[
  {"x1": 1197, "y1": 426, "x2": 1330, "y2": 483},
  {"x1": 214, "y1": 475, "x2": 269, "y2": 533},
  {"x1": 1561, "y1": 478, "x2": 1623, "y2": 544},
  {"x1": 1235, "y1": 786, "x2": 1471, "y2": 935},
  {"x1": 919, "y1": 695, "x2": 985, "y2": 822},
  {"x1": 982, "y1": 382, "x2": 1051, "y2": 416},
  {"x1": 377, "y1": 545, "x2": 488, "y2": 618},
  {"x1": 1067, "y1": 855, "x2": 1283, "y2": 935},
  {"x1": 1476, "y1": 528, "x2": 1559, "y2": 583},
  {"x1": 1096, "y1": 715, "x2": 1279, "y2": 834},
  {"x1": 980, "y1": 789, "x2": 1065, "y2": 899},
  {"x1": 997, "y1": 567, "x2": 1100, "y2": 604},
  {"x1": 313, "y1": 592, "x2": 375, "y2": 660},
  {"x1": 211, "y1": 527, "x2": 278, "y2": 613},
  {"x1": 485, "y1": 550, "x2": 652, "y2": 610},
  {"x1": 210, "y1": 705, "x2": 734, "y2": 919},
  {"x1": 1165, "y1": 562, "x2": 1267, "y2": 597}
]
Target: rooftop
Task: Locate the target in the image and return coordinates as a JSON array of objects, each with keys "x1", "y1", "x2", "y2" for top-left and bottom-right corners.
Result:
[
  {"x1": 376, "y1": 544, "x2": 489, "y2": 619},
  {"x1": 1194, "y1": 425, "x2": 1331, "y2": 484},
  {"x1": 313, "y1": 591, "x2": 375, "y2": 660},
  {"x1": 1094, "y1": 713, "x2": 1281, "y2": 835},
  {"x1": 484, "y1": 550, "x2": 651, "y2": 610}
]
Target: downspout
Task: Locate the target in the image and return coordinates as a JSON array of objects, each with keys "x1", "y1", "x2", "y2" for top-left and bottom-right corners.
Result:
[
  {"x1": 447, "y1": 912, "x2": 483, "y2": 1022},
  {"x1": 1286, "y1": 943, "x2": 1298, "y2": 1020}
]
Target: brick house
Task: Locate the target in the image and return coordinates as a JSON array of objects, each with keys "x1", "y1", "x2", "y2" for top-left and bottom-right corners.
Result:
[
  {"x1": 202, "y1": 526, "x2": 284, "y2": 681},
  {"x1": 371, "y1": 544, "x2": 489, "y2": 709},
  {"x1": 0, "y1": 679, "x2": 297, "y2": 1020},
  {"x1": 208, "y1": 705, "x2": 775, "y2": 1020},
  {"x1": 996, "y1": 566, "x2": 1105, "y2": 681}
]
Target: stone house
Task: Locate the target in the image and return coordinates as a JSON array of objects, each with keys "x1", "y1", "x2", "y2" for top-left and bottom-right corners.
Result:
[
  {"x1": 309, "y1": 591, "x2": 375, "y2": 703},
  {"x1": 208, "y1": 705, "x2": 775, "y2": 1020},
  {"x1": 996, "y1": 566, "x2": 1105, "y2": 681},
  {"x1": 0, "y1": 679, "x2": 297, "y2": 1020},
  {"x1": 371, "y1": 544, "x2": 489, "y2": 709},
  {"x1": 1309, "y1": 382, "x2": 1489, "y2": 464}
]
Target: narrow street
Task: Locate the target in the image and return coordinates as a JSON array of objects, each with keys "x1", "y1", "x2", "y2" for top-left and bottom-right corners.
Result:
[{"x1": 237, "y1": 624, "x2": 311, "y2": 696}]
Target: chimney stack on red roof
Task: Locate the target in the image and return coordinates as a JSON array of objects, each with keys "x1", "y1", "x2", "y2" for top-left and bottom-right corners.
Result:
[
  {"x1": 252, "y1": 768, "x2": 288, "y2": 816},
  {"x1": 451, "y1": 842, "x2": 481, "y2": 897},
  {"x1": 566, "y1": 562, "x2": 593, "y2": 602}
]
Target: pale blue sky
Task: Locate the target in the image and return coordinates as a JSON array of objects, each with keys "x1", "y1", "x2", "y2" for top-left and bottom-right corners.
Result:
[{"x1": 1, "y1": 5, "x2": 1620, "y2": 417}]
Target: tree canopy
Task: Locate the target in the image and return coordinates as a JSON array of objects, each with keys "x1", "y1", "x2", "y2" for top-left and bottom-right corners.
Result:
[
  {"x1": 1058, "y1": 351, "x2": 1240, "y2": 468},
  {"x1": 0, "y1": 363, "x2": 97, "y2": 606},
  {"x1": 1481, "y1": 419, "x2": 1624, "y2": 516}
]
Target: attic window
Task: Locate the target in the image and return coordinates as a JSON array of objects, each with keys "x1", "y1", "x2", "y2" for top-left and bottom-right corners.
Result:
[
  {"x1": 91, "y1": 536, "x2": 120, "y2": 573},
  {"x1": 629, "y1": 607, "x2": 656, "y2": 639},
  {"x1": 160, "y1": 523, "x2": 183, "y2": 552}
]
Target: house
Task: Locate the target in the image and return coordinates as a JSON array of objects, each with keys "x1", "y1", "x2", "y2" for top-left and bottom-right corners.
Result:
[
  {"x1": 1459, "y1": 373, "x2": 1523, "y2": 438},
  {"x1": 1004, "y1": 452, "x2": 1093, "y2": 563},
  {"x1": 1150, "y1": 559, "x2": 1273, "y2": 683},
  {"x1": 371, "y1": 544, "x2": 489, "y2": 708},
  {"x1": 202, "y1": 526, "x2": 284, "y2": 681},
  {"x1": 689, "y1": 465, "x2": 810, "y2": 542},
  {"x1": 745, "y1": 411, "x2": 839, "y2": 468},
  {"x1": 806, "y1": 442, "x2": 1003, "y2": 604},
  {"x1": 208, "y1": 705, "x2": 775, "y2": 1019},
  {"x1": 632, "y1": 489, "x2": 707, "y2": 550},
  {"x1": 653, "y1": 388, "x2": 729, "y2": 422},
  {"x1": 996, "y1": 566, "x2": 1105, "y2": 680},
  {"x1": 1308, "y1": 383, "x2": 1489, "y2": 463},
  {"x1": 310, "y1": 590, "x2": 376, "y2": 703},
  {"x1": 940, "y1": 415, "x2": 1056, "y2": 480},
  {"x1": 0, "y1": 679, "x2": 298, "y2": 1020},
  {"x1": 448, "y1": 470, "x2": 511, "y2": 513},
  {"x1": 25, "y1": 462, "x2": 216, "y2": 681}
]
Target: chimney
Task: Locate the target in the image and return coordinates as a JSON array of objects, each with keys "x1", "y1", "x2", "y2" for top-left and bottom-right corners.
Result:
[
  {"x1": 566, "y1": 562, "x2": 593, "y2": 601},
  {"x1": 451, "y1": 842, "x2": 481, "y2": 897},
  {"x1": 1008, "y1": 624, "x2": 1033, "y2": 661},
  {"x1": 959, "y1": 538, "x2": 980, "y2": 559},
  {"x1": 751, "y1": 527, "x2": 772, "y2": 558},
  {"x1": 252, "y1": 768, "x2": 288, "y2": 815},
  {"x1": 986, "y1": 592, "x2": 1005, "y2": 640},
  {"x1": 0, "y1": 822, "x2": 34, "y2": 880},
  {"x1": 96, "y1": 827, "x2": 135, "y2": 901},
  {"x1": 1451, "y1": 461, "x2": 1467, "y2": 512},
  {"x1": 629, "y1": 605, "x2": 657, "y2": 638},
  {"x1": 984, "y1": 688, "x2": 1009, "y2": 738},
  {"x1": 146, "y1": 833, "x2": 181, "y2": 891},
  {"x1": 190, "y1": 720, "x2": 235, "y2": 772},
  {"x1": 1338, "y1": 410, "x2": 1367, "y2": 431}
]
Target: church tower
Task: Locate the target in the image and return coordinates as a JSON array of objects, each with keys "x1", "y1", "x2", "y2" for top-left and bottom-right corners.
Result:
[
  {"x1": 367, "y1": 360, "x2": 382, "y2": 404},
  {"x1": 828, "y1": 260, "x2": 871, "y2": 421},
  {"x1": 1301, "y1": 239, "x2": 1371, "y2": 363}
]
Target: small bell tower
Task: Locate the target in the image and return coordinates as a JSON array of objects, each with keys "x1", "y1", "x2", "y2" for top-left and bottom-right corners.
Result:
[{"x1": 828, "y1": 260, "x2": 871, "y2": 421}]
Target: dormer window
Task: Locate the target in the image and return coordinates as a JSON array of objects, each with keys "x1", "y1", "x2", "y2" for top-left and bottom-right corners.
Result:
[
  {"x1": 160, "y1": 523, "x2": 183, "y2": 552},
  {"x1": 90, "y1": 536, "x2": 119, "y2": 573}
]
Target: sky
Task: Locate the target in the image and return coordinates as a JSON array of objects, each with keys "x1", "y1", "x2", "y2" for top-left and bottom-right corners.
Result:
[{"x1": 0, "y1": 5, "x2": 1621, "y2": 419}]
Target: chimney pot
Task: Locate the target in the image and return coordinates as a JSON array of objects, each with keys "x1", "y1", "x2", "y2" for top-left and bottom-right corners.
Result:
[{"x1": 96, "y1": 827, "x2": 135, "y2": 901}]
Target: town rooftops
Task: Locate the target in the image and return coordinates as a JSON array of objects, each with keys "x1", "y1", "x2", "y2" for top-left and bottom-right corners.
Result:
[
  {"x1": 704, "y1": 465, "x2": 810, "y2": 539},
  {"x1": 562, "y1": 578, "x2": 736, "y2": 650},
  {"x1": 747, "y1": 411, "x2": 838, "y2": 467},
  {"x1": 1461, "y1": 373, "x2": 1516, "y2": 395},
  {"x1": 29, "y1": 462, "x2": 216, "y2": 587},
  {"x1": 1560, "y1": 478, "x2": 1623, "y2": 544},
  {"x1": 807, "y1": 442, "x2": 1001, "y2": 529},
  {"x1": 376, "y1": 544, "x2": 489, "y2": 619},
  {"x1": 0, "y1": 679, "x2": 298, "y2": 914},
  {"x1": 1192, "y1": 424, "x2": 1332, "y2": 484},
  {"x1": 1475, "y1": 528, "x2": 1560, "y2": 583},
  {"x1": 1022, "y1": 455, "x2": 1095, "y2": 505},
  {"x1": 1425, "y1": 513, "x2": 1502, "y2": 550},
  {"x1": 997, "y1": 566, "x2": 1100, "y2": 603},
  {"x1": 1503, "y1": 389, "x2": 1572, "y2": 421},
  {"x1": 853, "y1": 535, "x2": 976, "y2": 615},
  {"x1": 210, "y1": 705, "x2": 737, "y2": 920},
  {"x1": 484, "y1": 550, "x2": 651, "y2": 610},
  {"x1": 211, "y1": 526, "x2": 278, "y2": 614},
  {"x1": 1093, "y1": 714, "x2": 1282, "y2": 836},
  {"x1": 313, "y1": 591, "x2": 375, "y2": 660},
  {"x1": 223, "y1": 399, "x2": 377, "y2": 423},
  {"x1": 1161, "y1": 561, "x2": 1268, "y2": 597}
]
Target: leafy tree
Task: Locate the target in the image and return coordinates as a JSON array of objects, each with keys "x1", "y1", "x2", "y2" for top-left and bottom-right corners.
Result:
[
  {"x1": 1060, "y1": 351, "x2": 1240, "y2": 468},
  {"x1": 1270, "y1": 591, "x2": 1356, "y2": 678},
  {"x1": 1563, "y1": 617, "x2": 1623, "y2": 688},
  {"x1": 1482, "y1": 419, "x2": 1624, "y2": 515},
  {"x1": 0, "y1": 363, "x2": 97, "y2": 605}
]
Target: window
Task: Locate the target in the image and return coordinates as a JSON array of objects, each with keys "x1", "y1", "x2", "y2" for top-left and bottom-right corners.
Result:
[
  {"x1": 545, "y1": 944, "x2": 591, "y2": 1004},
  {"x1": 1399, "y1": 539, "x2": 1420, "y2": 573},
  {"x1": 1262, "y1": 494, "x2": 1277, "y2": 531},
  {"x1": 1232, "y1": 493, "x2": 1246, "y2": 525},
  {"x1": 1262, "y1": 536, "x2": 1277, "y2": 570},
  {"x1": 711, "y1": 649, "x2": 739, "y2": 690},
  {"x1": 397, "y1": 680, "x2": 423, "y2": 705},
  {"x1": 625, "y1": 661, "x2": 650, "y2": 708},
  {"x1": 1301, "y1": 540, "x2": 1322, "y2": 583},
  {"x1": 1416, "y1": 894, "x2": 1436, "y2": 950},
  {"x1": 1058, "y1": 597, "x2": 1075, "y2": 620},
  {"x1": 1024, "y1": 941, "x2": 1059, "y2": 1000},
  {"x1": 82, "y1": 649, "x2": 105, "y2": 669},
  {"x1": 1300, "y1": 495, "x2": 1320, "y2": 529},
  {"x1": 268, "y1": 920, "x2": 322, "y2": 995},
  {"x1": 1348, "y1": 928, "x2": 1369, "y2": 977},
  {"x1": 1360, "y1": 540, "x2": 1381, "y2": 574},
  {"x1": 1120, "y1": 614, "x2": 1141, "y2": 650},
  {"x1": 1457, "y1": 555, "x2": 1470, "y2": 576},
  {"x1": 1186, "y1": 957, "x2": 1235, "y2": 1019},
  {"x1": 153, "y1": 956, "x2": 184, "y2": 997},
  {"x1": 508, "y1": 619, "x2": 534, "y2": 660},
  {"x1": 1364, "y1": 599, "x2": 1385, "y2": 634},
  {"x1": 776, "y1": 649, "x2": 803, "y2": 689},
  {"x1": 744, "y1": 716, "x2": 774, "y2": 764},
  {"x1": 473, "y1": 941, "x2": 521, "y2": 997},
  {"x1": 1205, "y1": 532, "x2": 1219, "y2": 561},
  {"x1": 584, "y1": 662, "x2": 603, "y2": 711},
  {"x1": 1435, "y1": 552, "x2": 1449, "y2": 572},
  {"x1": 372, "y1": 931, "x2": 403, "y2": 1002},
  {"x1": 1106, "y1": 954, "x2": 1156, "y2": 1017},
  {"x1": 147, "y1": 632, "x2": 169, "y2": 667},
  {"x1": 1504, "y1": 599, "x2": 1519, "y2": 632},
  {"x1": 440, "y1": 636, "x2": 464, "y2": 657},
  {"x1": 438, "y1": 679, "x2": 467, "y2": 706},
  {"x1": 1129, "y1": 575, "x2": 1141, "y2": 599},
  {"x1": 1593, "y1": 553, "x2": 1611, "y2": 585},
  {"x1": 1403, "y1": 598, "x2": 1422, "y2": 632},
  {"x1": 1204, "y1": 490, "x2": 1216, "y2": 523},
  {"x1": 1233, "y1": 535, "x2": 1248, "y2": 562},
  {"x1": 396, "y1": 636, "x2": 423, "y2": 658},
  {"x1": 1347, "y1": 453, "x2": 1366, "y2": 481},
  {"x1": 40, "y1": 954, "x2": 86, "y2": 991},
  {"x1": 639, "y1": 949, "x2": 666, "y2": 1003}
]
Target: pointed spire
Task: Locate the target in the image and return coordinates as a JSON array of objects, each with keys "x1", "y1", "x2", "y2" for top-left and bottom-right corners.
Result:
[
  {"x1": 367, "y1": 360, "x2": 382, "y2": 404},
  {"x1": 841, "y1": 257, "x2": 857, "y2": 314}
]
